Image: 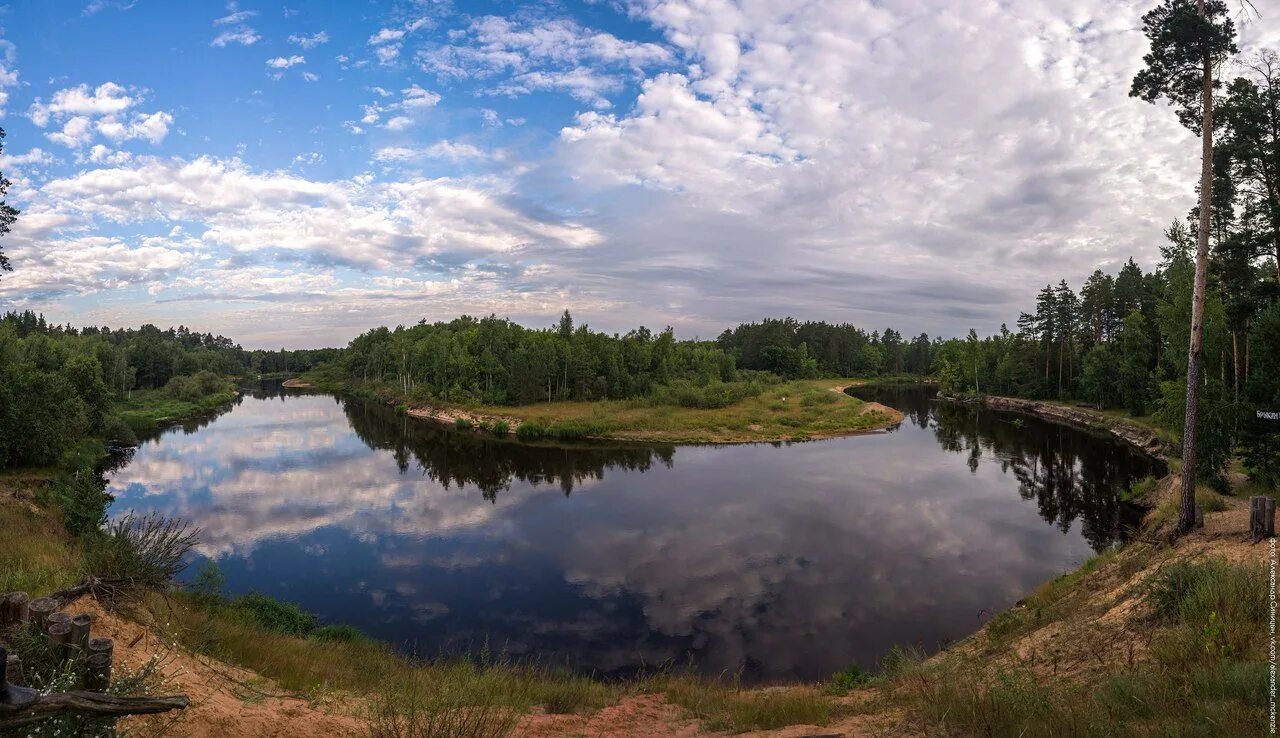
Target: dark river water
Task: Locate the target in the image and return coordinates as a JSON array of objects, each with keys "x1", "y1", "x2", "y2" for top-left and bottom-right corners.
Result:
[{"x1": 105, "y1": 383, "x2": 1158, "y2": 681}]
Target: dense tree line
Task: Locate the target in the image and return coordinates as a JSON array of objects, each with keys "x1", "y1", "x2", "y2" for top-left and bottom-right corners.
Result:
[
  {"x1": 339, "y1": 312, "x2": 741, "y2": 406},
  {"x1": 715, "y1": 319, "x2": 936, "y2": 377},
  {"x1": 0, "y1": 311, "x2": 334, "y2": 467}
]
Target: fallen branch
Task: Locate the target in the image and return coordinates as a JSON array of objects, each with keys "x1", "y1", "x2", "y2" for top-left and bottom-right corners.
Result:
[{"x1": 0, "y1": 686, "x2": 189, "y2": 730}]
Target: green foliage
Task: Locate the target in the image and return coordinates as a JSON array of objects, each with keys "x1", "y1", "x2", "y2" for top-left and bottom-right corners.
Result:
[
  {"x1": 1129, "y1": 0, "x2": 1238, "y2": 133},
  {"x1": 826, "y1": 663, "x2": 873, "y2": 694},
  {"x1": 85, "y1": 511, "x2": 201, "y2": 598},
  {"x1": 232, "y1": 593, "x2": 319, "y2": 636},
  {"x1": 313, "y1": 624, "x2": 368, "y2": 643},
  {"x1": 1158, "y1": 378, "x2": 1237, "y2": 488},
  {"x1": 454, "y1": 417, "x2": 473, "y2": 430},
  {"x1": 189, "y1": 559, "x2": 227, "y2": 605},
  {"x1": 1119, "y1": 475, "x2": 1158, "y2": 503},
  {"x1": 490, "y1": 420, "x2": 510, "y2": 435},
  {"x1": 42, "y1": 470, "x2": 111, "y2": 536}
]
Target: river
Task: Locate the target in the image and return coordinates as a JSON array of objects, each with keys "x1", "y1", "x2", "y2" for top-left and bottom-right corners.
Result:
[{"x1": 104, "y1": 382, "x2": 1158, "y2": 681}]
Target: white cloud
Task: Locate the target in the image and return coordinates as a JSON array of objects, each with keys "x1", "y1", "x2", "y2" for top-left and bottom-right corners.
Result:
[
  {"x1": 29, "y1": 82, "x2": 134, "y2": 126},
  {"x1": 415, "y1": 15, "x2": 672, "y2": 108},
  {"x1": 211, "y1": 2, "x2": 259, "y2": 47},
  {"x1": 28, "y1": 82, "x2": 171, "y2": 149},
  {"x1": 288, "y1": 31, "x2": 330, "y2": 49},
  {"x1": 373, "y1": 141, "x2": 487, "y2": 162},
  {"x1": 266, "y1": 55, "x2": 305, "y2": 69}
]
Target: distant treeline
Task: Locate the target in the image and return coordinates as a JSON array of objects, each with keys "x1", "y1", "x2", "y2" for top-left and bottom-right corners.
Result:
[
  {"x1": 0, "y1": 311, "x2": 338, "y2": 467},
  {"x1": 332, "y1": 312, "x2": 939, "y2": 408}
]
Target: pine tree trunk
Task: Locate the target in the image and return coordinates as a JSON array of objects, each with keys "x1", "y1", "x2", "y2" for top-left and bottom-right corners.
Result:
[
  {"x1": 1179, "y1": 25, "x2": 1215, "y2": 535},
  {"x1": 1232, "y1": 330, "x2": 1240, "y2": 402}
]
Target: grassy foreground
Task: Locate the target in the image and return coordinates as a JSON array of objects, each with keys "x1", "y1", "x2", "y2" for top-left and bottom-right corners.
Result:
[{"x1": 307, "y1": 375, "x2": 903, "y2": 443}]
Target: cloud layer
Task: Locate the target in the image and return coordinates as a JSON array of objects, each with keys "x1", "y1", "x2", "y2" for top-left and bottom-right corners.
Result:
[{"x1": 1, "y1": 1, "x2": 1277, "y2": 346}]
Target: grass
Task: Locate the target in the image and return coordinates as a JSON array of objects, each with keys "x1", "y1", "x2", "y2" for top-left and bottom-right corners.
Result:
[
  {"x1": 410, "y1": 378, "x2": 895, "y2": 443},
  {"x1": 649, "y1": 676, "x2": 838, "y2": 732},
  {"x1": 884, "y1": 554, "x2": 1269, "y2": 736}
]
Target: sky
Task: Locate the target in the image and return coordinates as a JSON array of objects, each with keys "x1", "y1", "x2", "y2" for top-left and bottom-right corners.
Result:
[{"x1": 0, "y1": 0, "x2": 1276, "y2": 349}]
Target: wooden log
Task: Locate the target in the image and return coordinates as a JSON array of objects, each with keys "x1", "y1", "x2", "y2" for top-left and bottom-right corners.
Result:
[
  {"x1": 0, "y1": 593, "x2": 10, "y2": 627},
  {"x1": 7, "y1": 593, "x2": 29, "y2": 627},
  {"x1": 0, "y1": 690, "x2": 189, "y2": 730},
  {"x1": 46, "y1": 622, "x2": 72, "y2": 663},
  {"x1": 69, "y1": 614, "x2": 91, "y2": 659},
  {"x1": 83, "y1": 652, "x2": 112, "y2": 692},
  {"x1": 27, "y1": 598, "x2": 56, "y2": 635}
]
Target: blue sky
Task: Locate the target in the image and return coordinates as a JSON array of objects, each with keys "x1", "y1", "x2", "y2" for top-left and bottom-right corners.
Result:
[{"x1": 1, "y1": 1, "x2": 1277, "y2": 348}]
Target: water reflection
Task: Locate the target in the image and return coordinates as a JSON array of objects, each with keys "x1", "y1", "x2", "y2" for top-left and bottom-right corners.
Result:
[{"x1": 106, "y1": 383, "x2": 1157, "y2": 681}]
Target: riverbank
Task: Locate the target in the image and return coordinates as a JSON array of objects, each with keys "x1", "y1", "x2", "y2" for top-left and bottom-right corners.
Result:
[
  {"x1": 1, "y1": 388, "x2": 1270, "y2": 736},
  {"x1": 3, "y1": 463, "x2": 1267, "y2": 736},
  {"x1": 113, "y1": 374, "x2": 242, "y2": 437},
  {"x1": 302, "y1": 375, "x2": 904, "y2": 444},
  {"x1": 939, "y1": 391, "x2": 1172, "y2": 462}
]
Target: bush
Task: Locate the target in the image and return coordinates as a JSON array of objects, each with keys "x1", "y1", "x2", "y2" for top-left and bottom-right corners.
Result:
[
  {"x1": 651, "y1": 378, "x2": 767, "y2": 409},
  {"x1": 46, "y1": 471, "x2": 111, "y2": 537},
  {"x1": 516, "y1": 422, "x2": 548, "y2": 441},
  {"x1": 491, "y1": 420, "x2": 510, "y2": 436},
  {"x1": 165, "y1": 370, "x2": 229, "y2": 403},
  {"x1": 800, "y1": 389, "x2": 838, "y2": 406},
  {"x1": 455, "y1": 417, "x2": 473, "y2": 431},
  {"x1": 85, "y1": 511, "x2": 201, "y2": 599},
  {"x1": 826, "y1": 663, "x2": 873, "y2": 694},
  {"x1": 101, "y1": 414, "x2": 138, "y2": 446},
  {"x1": 313, "y1": 624, "x2": 367, "y2": 643},
  {"x1": 232, "y1": 593, "x2": 318, "y2": 636}
]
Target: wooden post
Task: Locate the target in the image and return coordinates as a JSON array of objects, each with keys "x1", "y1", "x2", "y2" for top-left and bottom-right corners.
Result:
[
  {"x1": 1252, "y1": 496, "x2": 1277, "y2": 542},
  {"x1": 7, "y1": 594, "x2": 29, "y2": 627},
  {"x1": 83, "y1": 653, "x2": 112, "y2": 692},
  {"x1": 69, "y1": 614, "x2": 91, "y2": 660},
  {"x1": 27, "y1": 598, "x2": 56, "y2": 635},
  {"x1": 87, "y1": 637, "x2": 114, "y2": 664},
  {"x1": 4, "y1": 654, "x2": 21, "y2": 688},
  {"x1": 47, "y1": 622, "x2": 72, "y2": 663}
]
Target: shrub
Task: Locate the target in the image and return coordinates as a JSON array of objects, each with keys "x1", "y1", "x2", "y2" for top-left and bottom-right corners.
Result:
[
  {"x1": 516, "y1": 422, "x2": 548, "y2": 441},
  {"x1": 313, "y1": 624, "x2": 367, "y2": 643},
  {"x1": 189, "y1": 559, "x2": 227, "y2": 605},
  {"x1": 491, "y1": 420, "x2": 510, "y2": 435},
  {"x1": 101, "y1": 414, "x2": 138, "y2": 446},
  {"x1": 800, "y1": 389, "x2": 838, "y2": 406},
  {"x1": 43, "y1": 471, "x2": 111, "y2": 537},
  {"x1": 455, "y1": 417, "x2": 474, "y2": 431},
  {"x1": 826, "y1": 663, "x2": 873, "y2": 694},
  {"x1": 1120, "y1": 475, "x2": 1157, "y2": 503},
  {"x1": 232, "y1": 593, "x2": 318, "y2": 636},
  {"x1": 85, "y1": 511, "x2": 201, "y2": 599}
]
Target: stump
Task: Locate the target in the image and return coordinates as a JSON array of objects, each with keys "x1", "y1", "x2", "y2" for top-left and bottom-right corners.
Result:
[
  {"x1": 83, "y1": 653, "x2": 112, "y2": 692},
  {"x1": 69, "y1": 615, "x2": 91, "y2": 659},
  {"x1": 1251, "y1": 496, "x2": 1277, "y2": 543},
  {"x1": 46, "y1": 622, "x2": 72, "y2": 663},
  {"x1": 6, "y1": 594, "x2": 29, "y2": 627},
  {"x1": 27, "y1": 599, "x2": 56, "y2": 635},
  {"x1": 87, "y1": 637, "x2": 113, "y2": 663}
]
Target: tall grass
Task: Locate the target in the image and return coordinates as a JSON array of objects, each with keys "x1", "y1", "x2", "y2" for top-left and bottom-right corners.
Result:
[{"x1": 889, "y1": 556, "x2": 1268, "y2": 736}]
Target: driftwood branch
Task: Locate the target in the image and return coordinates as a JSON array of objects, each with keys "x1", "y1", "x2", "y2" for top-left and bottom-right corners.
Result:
[{"x1": 0, "y1": 687, "x2": 189, "y2": 730}]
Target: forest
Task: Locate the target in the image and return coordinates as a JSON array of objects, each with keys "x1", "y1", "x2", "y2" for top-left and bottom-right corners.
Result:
[{"x1": 0, "y1": 311, "x2": 340, "y2": 467}]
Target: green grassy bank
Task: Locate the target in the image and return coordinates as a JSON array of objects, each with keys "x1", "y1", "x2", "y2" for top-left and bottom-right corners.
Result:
[{"x1": 301, "y1": 369, "x2": 902, "y2": 444}]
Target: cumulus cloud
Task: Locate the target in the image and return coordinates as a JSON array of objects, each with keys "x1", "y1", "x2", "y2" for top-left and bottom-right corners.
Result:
[
  {"x1": 537, "y1": 0, "x2": 1280, "y2": 336},
  {"x1": 1, "y1": 155, "x2": 599, "y2": 321},
  {"x1": 27, "y1": 82, "x2": 172, "y2": 149}
]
